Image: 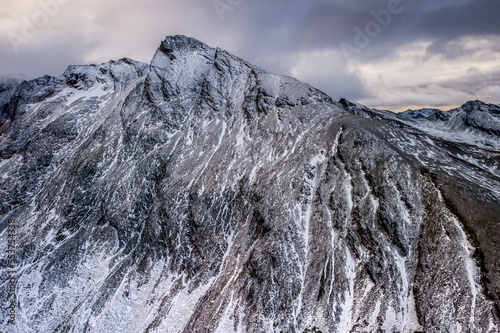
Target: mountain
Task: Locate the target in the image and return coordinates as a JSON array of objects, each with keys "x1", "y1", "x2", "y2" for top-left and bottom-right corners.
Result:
[
  {"x1": 398, "y1": 108, "x2": 442, "y2": 119},
  {"x1": 1, "y1": 35, "x2": 499, "y2": 333},
  {"x1": 340, "y1": 99, "x2": 500, "y2": 151},
  {"x1": 398, "y1": 101, "x2": 500, "y2": 151}
]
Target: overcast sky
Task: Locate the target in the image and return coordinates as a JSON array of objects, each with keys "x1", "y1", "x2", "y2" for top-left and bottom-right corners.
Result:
[{"x1": 1, "y1": 0, "x2": 499, "y2": 110}]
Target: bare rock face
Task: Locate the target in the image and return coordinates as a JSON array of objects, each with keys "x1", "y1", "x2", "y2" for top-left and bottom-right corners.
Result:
[{"x1": 1, "y1": 35, "x2": 499, "y2": 332}]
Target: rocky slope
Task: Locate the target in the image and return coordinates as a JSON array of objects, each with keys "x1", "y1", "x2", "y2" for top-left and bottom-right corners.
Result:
[{"x1": 0, "y1": 35, "x2": 499, "y2": 332}]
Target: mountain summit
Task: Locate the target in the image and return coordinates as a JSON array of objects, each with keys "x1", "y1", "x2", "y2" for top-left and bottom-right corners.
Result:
[{"x1": 1, "y1": 35, "x2": 499, "y2": 332}]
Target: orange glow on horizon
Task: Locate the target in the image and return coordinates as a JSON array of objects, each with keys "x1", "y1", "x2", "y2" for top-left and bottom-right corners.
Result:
[{"x1": 391, "y1": 105, "x2": 459, "y2": 113}]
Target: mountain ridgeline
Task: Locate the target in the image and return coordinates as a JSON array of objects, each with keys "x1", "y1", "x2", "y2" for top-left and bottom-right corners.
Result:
[{"x1": 0, "y1": 35, "x2": 499, "y2": 332}]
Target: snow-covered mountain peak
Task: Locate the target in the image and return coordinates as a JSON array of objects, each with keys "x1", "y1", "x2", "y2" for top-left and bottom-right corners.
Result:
[
  {"x1": 396, "y1": 100, "x2": 500, "y2": 149},
  {"x1": 0, "y1": 35, "x2": 499, "y2": 333},
  {"x1": 145, "y1": 35, "x2": 335, "y2": 129},
  {"x1": 398, "y1": 108, "x2": 441, "y2": 119},
  {"x1": 461, "y1": 99, "x2": 500, "y2": 114},
  {"x1": 147, "y1": 35, "x2": 217, "y2": 107},
  {"x1": 159, "y1": 35, "x2": 212, "y2": 54},
  {"x1": 61, "y1": 57, "x2": 148, "y2": 92}
]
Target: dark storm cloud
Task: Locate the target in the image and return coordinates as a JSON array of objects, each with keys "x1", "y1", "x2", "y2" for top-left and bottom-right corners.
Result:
[
  {"x1": 286, "y1": 0, "x2": 500, "y2": 60},
  {"x1": 415, "y1": 0, "x2": 500, "y2": 41},
  {"x1": 1, "y1": 0, "x2": 499, "y2": 109}
]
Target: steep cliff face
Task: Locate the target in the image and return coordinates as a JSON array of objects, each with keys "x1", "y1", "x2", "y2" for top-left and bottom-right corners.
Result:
[{"x1": 0, "y1": 35, "x2": 499, "y2": 333}]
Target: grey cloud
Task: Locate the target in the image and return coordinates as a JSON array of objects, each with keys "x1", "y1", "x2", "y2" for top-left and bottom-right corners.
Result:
[
  {"x1": 414, "y1": 0, "x2": 500, "y2": 40},
  {"x1": 304, "y1": 70, "x2": 370, "y2": 101},
  {"x1": 425, "y1": 40, "x2": 474, "y2": 60},
  {"x1": 441, "y1": 67, "x2": 500, "y2": 95},
  {"x1": 291, "y1": 0, "x2": 500, "y2": 62},
  {"x1": 0, "y1": 31, "x2": 102, "y2": 78}
]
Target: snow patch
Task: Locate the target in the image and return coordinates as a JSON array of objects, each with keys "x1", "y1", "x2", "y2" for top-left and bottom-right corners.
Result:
[
  {"x1": 0, "y1": 156, "x2": 12, "y2": 168},
  {"x1": 403, "y1": 289, "x2": 423, "y2": 331},
  {"x1": 155, "y1": 277, "x2": 215, "y2": 333},
  {"x1": 46, "y1": 84, "x2": 109, "y2": 106},
  {"x1": 235, "y1": 125, "x2": 245, "y2": 148},
  {"x1": 248, "y1": 164, "x2": 259, "y2": 184},
  {"x1": 0, "y1": 156, "x2": 15, "y2": 179},
  {"x1": 451, "y1": 214, "x2": 479, "y2": 327},
  {"x1": 214, "y1": 293, "x2": 245, "y2": 333},
  {"x1": 338, "y1": 248, "x2": 355, "y2": 331}
]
